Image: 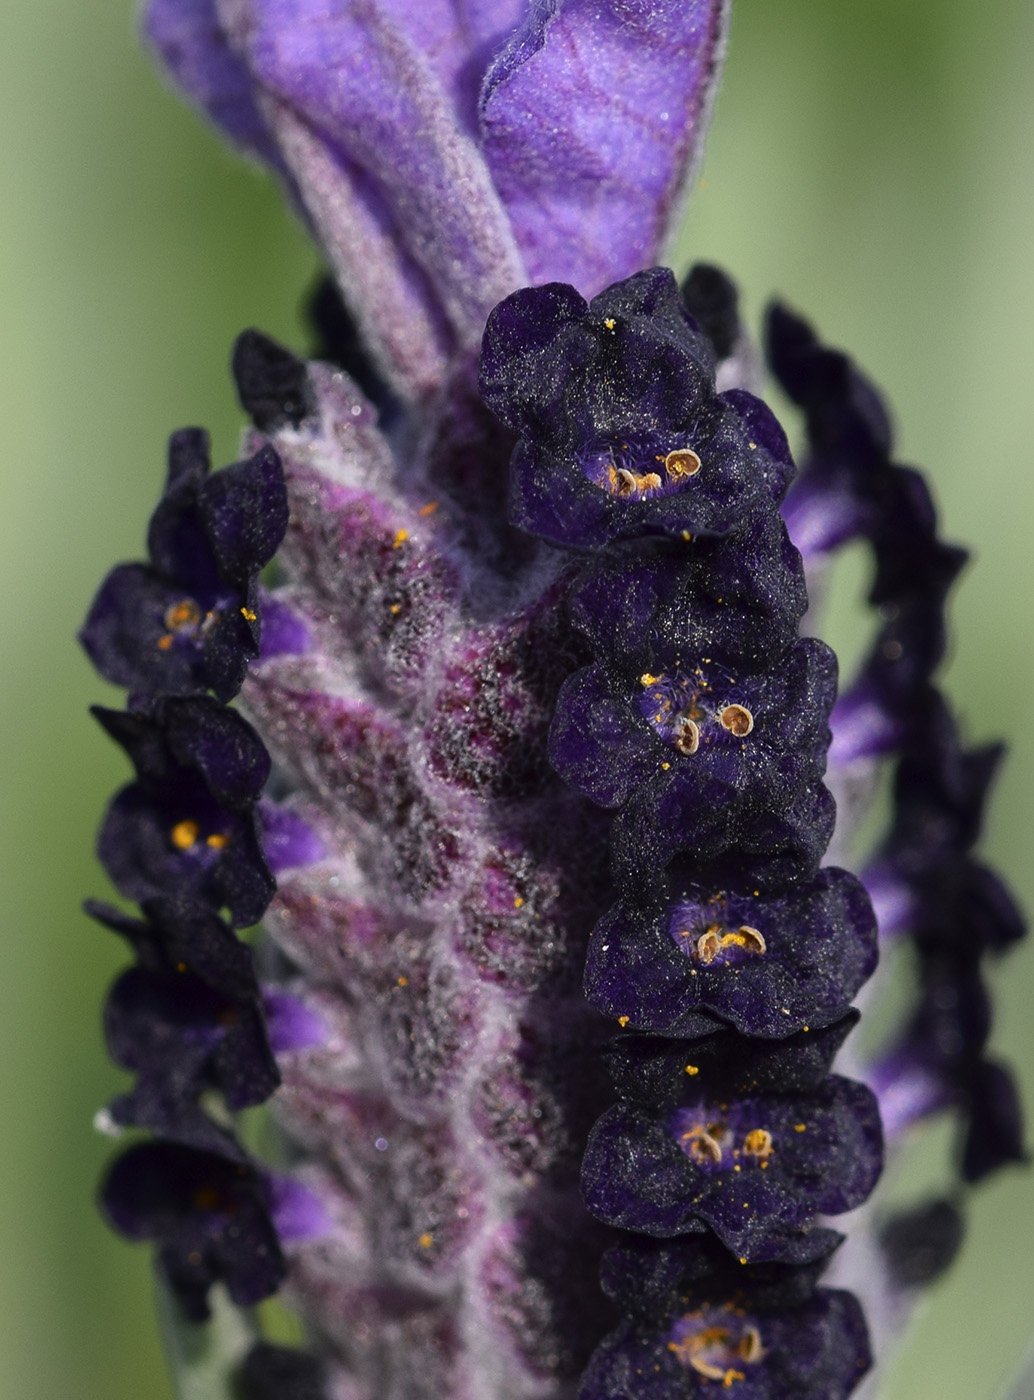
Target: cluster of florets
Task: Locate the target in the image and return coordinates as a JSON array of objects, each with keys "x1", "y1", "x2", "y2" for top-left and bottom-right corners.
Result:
[
  {"x1": 79, "y1": 429, "x2": 327, "y2": 1340},
  {"x1": 768, "y1": 307, "x2": 1027, "y2": 1255},
  {"x1": 481, "y1": 267, "x2": 882, "y2": 1398}
]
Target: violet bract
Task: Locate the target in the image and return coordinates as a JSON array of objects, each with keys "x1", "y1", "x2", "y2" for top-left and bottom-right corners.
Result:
[{"x1": 80, "y1": 2, "x2": 1026, "y2": 1398}]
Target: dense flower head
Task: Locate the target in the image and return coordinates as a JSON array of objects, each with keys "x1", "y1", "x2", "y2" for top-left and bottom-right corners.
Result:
[
  {"x1": 480, "y1": 269, "x2": 793, "y2": 549},
  {"x1": 80, "y1": 428, "x2": 288, "y2": 702},
  {"x1": 101, "y1": 1140, "x2": 286, "y2": 1321},
  {"x1": 585, "y1": 867, "x2": 877, "y2": 1039},
  {"x1": 93, "y1": 697, "x2": 275, "y2": 926}
]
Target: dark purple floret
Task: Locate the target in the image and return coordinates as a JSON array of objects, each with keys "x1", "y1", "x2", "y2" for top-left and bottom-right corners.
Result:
[
  {"x1": 93, "y1": 699, "x2": 274, "y2": 925},
  {"x1": 240, "y1": 1342, "x2": 327, "y2": 1400},
  {"x1": 232, "y1": 329, "x2": 315, "y2": 432},
  {"x1": 550, "y1": 640, "x2": 834, "y2": 811},
  {"x1": 765, "y1": 303, "x2": 892, "y2": 558},
  {"x1": 480, "y1": 269, "x2": 792, "y2": 549},
  {"x1": 104, "y1": 962, "x2": 279, "y2": 1117},
  {"x1": 79, "y1": 428, "x2": 288, "y2": 702},
  {"x1": 101, "y1": 1140, "x2": 286, "y2": 1321},
  {"x1": 569, "y1": 511, "x2": 808, "y2": 676},
  {"x1": 681, "y1": 263, "x2": 741, "y2": 362},
  {"x1": 582, "y1": 1235, "x2": 870, "y2": 1400},
  {"x1": 85, "y1": 896, "x2": 262, "y2": 1000},
  {"x1": 550, "y1": 640, "x2": 835, "y2": 892},
  {"x1": 878, "y1": 1199, "x2": 965, "y2": 1287},
  {"x1": 585, "y1": 867, "x2": 877, "y2": 1039},
  {"x1": 961, "y1": 1059, "x2": 1028, "y2": 1182},
  {"x1": 582, "y1": 1021, "x2": 880, "y2": 1262}
]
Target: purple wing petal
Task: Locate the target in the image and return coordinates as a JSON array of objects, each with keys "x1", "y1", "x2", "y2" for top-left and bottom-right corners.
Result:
[
  {"x1": 241, "y1": 0, "x2": 527, "y2": 351},
  {"x1": 480, "y1": 0, "x2": 729, "y2": 293},
  {"x1": 144, "y1": 0, "x2": 285, "y2": 170}
]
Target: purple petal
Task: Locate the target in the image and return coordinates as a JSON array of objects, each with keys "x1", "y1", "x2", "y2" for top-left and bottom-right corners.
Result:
[
  {"x1": 480, "y1": 0, "x2": 729, "y2": 293},
  {"x1": 143, "y1": 0, "x2": 287, "y2": 170},
  {"x1": 242, "y1": 0, "x2": 526, "y2": 351},
  {"x1": 258, "y1": 800, "x2": 326, "y2": 872}
]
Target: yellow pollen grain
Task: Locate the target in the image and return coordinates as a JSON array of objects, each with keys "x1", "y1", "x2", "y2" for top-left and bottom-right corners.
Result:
[
  {"x1": 165, "y1": 598, "x2": 202, "y2": 631},
  {"x1": 389, "y1": 602, "x2": 402, "y2": 614},
  {"x1": 419, "y1": 501, "x2": 438, "y2": 516},
  {"x1": 157, "y1": 634, "x2": 174, "y2": 651},
  {"x1": 603, "y1": 318, "x2": 616, "y2": 330},
  {"x1": 685, "y1": 1065, "x2": 699, "y2": 1076},
  {"x1": 240, "y1": 607, "x2": 258, "y2": 622},
  {"x1": 418, "y1": 1232, "x2": 434, "y2": 1248},
  {"x1": 170, "y1": 820, "x2": 199, "y2": 850},
  {"x1": 681, "y1": 530, "x2": 692, "y2": 541},
  {"x1": 739, "y1": 1257, "x2": 747, "y2": 1265},
  {"x1": 640, "y1": 672, "x2": 662, "y2": 686},
  {"x1": 513, "y1": 896, "x2": 525, "y2": 908},
  {"x1": 392, "y1": 528, "x2": 409, "y2": 548},
  {"x1": 397, "y1": 976, "x2": 408, "y2": 987},
  {"x1": 661, "y1": 761, "x2": 671, "y2": 770},
  {"x1": 206, "y1": 833, "x2": 230, "y2": 850},
  {"x1": 618, "y1": 1015, "x2": 630, "y2": 1028},
  {"x1": 743, "y1": 1128, "x2": 774, "y2": 1161},
  {"x1": 794, "y1": 1124, "x2": 807, "y2": 1132}
]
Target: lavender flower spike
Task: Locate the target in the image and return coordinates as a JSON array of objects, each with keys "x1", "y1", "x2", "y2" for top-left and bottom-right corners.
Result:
[{"x1": 79, "y1": 6, "x2": 1026, "y2": 1400}]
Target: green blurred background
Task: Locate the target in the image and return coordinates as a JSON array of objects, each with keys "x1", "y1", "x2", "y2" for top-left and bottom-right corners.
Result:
[{"x1": 1, "y1": 0, "x2": 1032, "y2": 1395}]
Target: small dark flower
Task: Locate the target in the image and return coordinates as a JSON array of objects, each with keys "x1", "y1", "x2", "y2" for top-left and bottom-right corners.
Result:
[
  {"x1": 961, "y1": 1059, "x2": 1028, "y2": 1183},
  {"x1": 765, "y1": 303, "x2": 892, "y2": 558},
  {"x1": 569, "y1": 509, "x2": 808, "y2": 676},
  {"x1": 583, "y1": 1236, "x2": 869, "y2": 1400},
  {"x1": 549, "y1": 641, "x2": 835, "y2": 890},
  {"x1": 93, "y1": 699, "x2": 274, "y2": 926},
  {"x1": 100, "y1": 1140, "x2": 286, "y2": 1320},
  {"x1": 80, "y1": 428, "x2": 288, "y2": 702},
  {"x1": 480, "y1": 269, "x2": 792, "y2": 549},
  {"x1": 86, "y1": 895, "x2": 279, "y2": 1141},
  {"x1": 86, "y1": 895, "x2": 262, "y2": 998},
  {"x1": 582, "y1": 1024, "x2": 881, "y2": 1263},
  {"x1": 103, "y1": 963, "x2": 278, "y2": 1119},
  {"x1": 585, "y1": 867, "x2": 877, "y2": 1039},
  {"x1": 240, "y1": 1342, "x2": 327, "y2": 1400},
  {"x1": 680, "y1": 263, "x2": 742, "y2": 363},
  {"x1": 232, "y1": 329, "x2": 315, "y2": 432},
  {"x1": 878, "y1": 1199, "x2": 965, "y2": 1288}
]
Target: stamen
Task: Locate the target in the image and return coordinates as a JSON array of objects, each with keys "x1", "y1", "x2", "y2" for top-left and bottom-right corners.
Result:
[
  {"x1": 170, "y1": 819, "x2": 200, "y2": 850},
  {"x1": 609, "y1": 466, "x2": 663, "y2": 497},
  {"x1": 164, "y1": 598, "x2": 202, "y2": 633},
  {"x1": 206, "y1": 833, "x2": 230, "y2": 850},
  {"x1": 743, "y1": 1128, "x2": 774, "y2": 1161},
  {"x1": 695, "y1": 928, "x2": 722, "y2": 964},
  {"x1": 675, "y1": 717, "x2": 700, "y2": 755},
  {"x1": 719, "y1": 704, "x2": 754, "y2": 736},
  {"x1": 738, "y1": 1326, "x2": 764, "y2": 1363},
  {"x1": 664, "y1": 447, "x2": 702, "y2": 480},
  {"x1": 682, "y1": 1126, "x2": 723, "y2": 1165},
  {"x1": 720, "y1": 925, "x2": 767, "y2": 955}
]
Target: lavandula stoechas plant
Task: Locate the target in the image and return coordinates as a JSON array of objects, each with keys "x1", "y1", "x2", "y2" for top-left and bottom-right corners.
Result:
[{"x1": 79, "y1": 3, "x2": 1025, "y2": 1398}]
